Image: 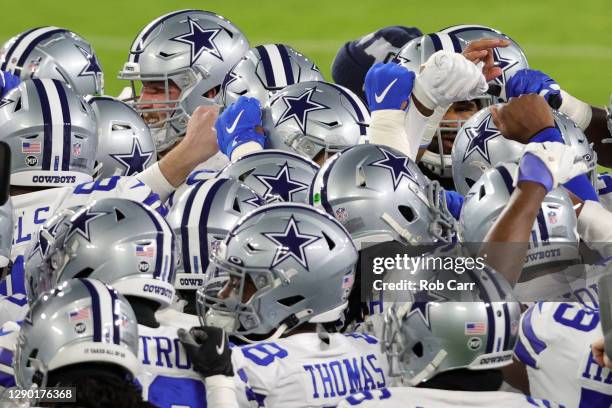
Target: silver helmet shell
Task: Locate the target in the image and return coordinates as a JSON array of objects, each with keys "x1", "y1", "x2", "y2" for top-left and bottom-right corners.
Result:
[
  {"x1": 37, "y1": 198, "x2": 176, "y2": 307},
  {"x1": 87, "y1": 96, "x2": 156, "y2": 178},
  {"x1": 0, "y1": 197, "x2": 12, "y2": 269},
  {"x1": 0, "y1": 79, "x2": 97, "y2": 187},
  {"x1": 198, "y1": 203, "x2": 358, "y2": 340},
  {"x1": 452, "y1": 106, "x2": 597, "y2": 195},
  {"x1": 0, "y1": 27, "x2": 104, "y2": 95},
  {"x1": 14, "y1": 278, "x2": 139, "y2": 389},
  {"x1": 216, "y1": 149, "x2": 319, "y2": 203},
  {"x1": 167, "y1": 177, "x2": 266, "y2": 290},
  {"x1": 220, "y1": 44, "x2": 324, "y2": 106},
  {"x1": 311, "y1": 144, "x2": 457, "y2": 249},
  {"x1": 382, "y1": 261, "x2": 520, "y2": 385},
  {"x1": 263, "y1": 81, "x2": 370, "y2": 161},
  {"x1": 459, "y1": 162, "x2": 580, "y2": 270},
  {"x1": 119, "y1": 9, "x2": 249, "y2": 152}
]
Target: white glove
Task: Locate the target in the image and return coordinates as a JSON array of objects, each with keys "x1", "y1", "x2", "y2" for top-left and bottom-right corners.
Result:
[
  {"x1": 518, "y1": 142, "x2": 591, "y2": 191},
  {"x1": 412, "y1": 51, "x2": 488, "y2": 110}
]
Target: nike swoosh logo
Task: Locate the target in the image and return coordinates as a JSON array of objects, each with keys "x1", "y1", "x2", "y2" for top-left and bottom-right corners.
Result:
[
  {"x1": 216, "y1": 334, "x2": 225, "y2": 355},
  {"x1": 226, "y1": 110, "x2": 244, "y2": 133},
  {"x1": 374, "y1": 78, "x2": 398, "y2": 103},
  {"x1": 0, "y1": 328, "x2": 13, "y2": 336}
]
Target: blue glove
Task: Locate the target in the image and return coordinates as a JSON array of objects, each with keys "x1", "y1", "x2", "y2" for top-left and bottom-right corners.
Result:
[
  {"x1": 215, "y1": 96, "x2": 265, "y2": 157},
  {"x1": 444, "y1": 190, "x2": 464, "y2": 220},
  {"x1": 364, "y1": 62, "x2": 415, "y2": 111},
  {"x1": 0, "y1": 71, "x2": 20, "y2": 98},
  {"x1": 506, "y1": 69, "x2": 562, "y2": 109}
]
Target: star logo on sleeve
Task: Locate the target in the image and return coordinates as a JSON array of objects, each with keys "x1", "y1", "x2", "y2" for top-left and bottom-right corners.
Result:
[
  {"x1": 253, "y1": 162, "x2": 308, "y2": 202},
  {"x1": 492, "y1": 48, "x2": 519, "y2": 88},
  {"x1": 0, "y1": 98, "x2": 13, "y2": 109},
  {"x1": 275, "y1": 88, "x2": 329, "y2": 134},
  {"x1": 409, "y1": 289, "x2": 447, "y2": 328},
  {"x1": 76, "y1": 45, "x2": 102, "y2": 77},
  {"x1": 368, "y1": 147, "x2": 418, "y2": 191},
  {"x1": 110, "y1": 139, "x2": 155, "y2": 176},
  {"x1": 462, "y1": 115, "x2": 501, "y2": 164},
  {"x1": 262, "y1": 215, "x2": 321, "y2": 269},
  {"x1": 67, "y1": 208, "x2": 109, "y2": 242},
  {"x1": 171, "y1": 17, "x2": 223, "y2": 64}
]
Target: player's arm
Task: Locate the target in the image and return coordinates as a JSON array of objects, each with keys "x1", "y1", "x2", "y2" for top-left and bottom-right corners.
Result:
[
  {"x1": 137, "y1": 106, "x2": 221, "y2": 202},
  {"x1": 505, "y1": 69, "x2": 612, "y2": 167},
  {"x1": 178, "y1": 327, "x2": 239, "y2": 408},
  {"x1": 481, "y1": 95, "x2": 590, "y2": 285}
]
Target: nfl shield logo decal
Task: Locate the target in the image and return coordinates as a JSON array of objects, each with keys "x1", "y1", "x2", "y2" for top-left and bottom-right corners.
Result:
[
  {"x1": 72, "y1": 142, "x2": 82, "y2": 156},
  {"x1": 547, "y1": 211, "x2": 558, "y2": 224}
]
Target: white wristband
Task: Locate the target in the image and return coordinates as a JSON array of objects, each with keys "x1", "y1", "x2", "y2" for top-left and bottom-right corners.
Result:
[
  {"x1": 577, "y1": 200, "x2": 612, "y2": 257},
  {"x1": 559, "y1": 90, "x2": 592, "y2": 130},
  {"x1": 367, "y1": 110, "x2": 415, "y2": 157},
  {"x1": 230, "y1": 141, "x2": 264, "y2": 161},
  {"x1": 205, "y1": 375, "x2": 239, "y2": 408},
  {"x1": 136, "y1": 162, "x2": 176, "y2": 203}
]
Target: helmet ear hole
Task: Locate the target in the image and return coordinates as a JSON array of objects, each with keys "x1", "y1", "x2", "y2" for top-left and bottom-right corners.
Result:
[
  {"x1": 398, "y1": 205, "x2": 416, "y2": 223},
  {"x1": 74, "y1": 267, "x2": 95, "y2": 279},
  {"x1": 27, "y1": 349, "x2": 39, "y2": 368},
  {"x1": 233, "y1": 197, "x2": 241, "y2": 212},
  {"x1": 479, "y1": 185, "x2": 486, "y2": 200},
  {"x1": 14, "y1": 97, "x2": 22, "y2": 112},
  {"x1": 113, "y1": 208, "x2": 126, "y2": 222},
  {"x1": 321, "y1": 231, "x2": 336, "y2": 251},
  {"x1": 277, "y1": 295, "x2": 305, "y2": 307},
  {"x1": 412, "y1": 342, "x2": 424, "y2": 357},
  {"x1": 466, "y1": 178, "x2": 476, "y2": 189}
]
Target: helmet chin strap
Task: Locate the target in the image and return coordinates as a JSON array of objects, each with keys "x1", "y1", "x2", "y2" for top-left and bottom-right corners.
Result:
[
  {"x1": 407, "y1": 349, "x2": 448, "y2": 386},
  {"x1": 235, "y1": 308, "x2": 314, "y2": 344},
  {"x1": 381, "y1": 213, "x2": 420, "y2": 245}
]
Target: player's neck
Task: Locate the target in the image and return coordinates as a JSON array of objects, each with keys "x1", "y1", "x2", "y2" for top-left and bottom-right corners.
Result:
[
  {"x1": 417, "y1": 368, "x2": 503, "y2": 392},
  {"x1": 126, "y1": 296, "x2": 160, "y2": 328}
]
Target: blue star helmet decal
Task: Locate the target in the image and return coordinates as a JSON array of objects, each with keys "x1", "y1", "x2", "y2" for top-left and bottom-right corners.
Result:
[
  {"x1": 368, "y1": 147, "x2": 418, "y2": 191},
  {"x1": 253, "y1": 162, "x2": 309, "y2": 202},
  {"x1": 110, "y1": 139, "x2": 155, "y2": 176},
  {"x1": 491, "y1": 47, "x2": 519, "y2": 88},
  {"x1": 409, "y1": 288, "x2": 447, "y2": 329},
  {"x1": 276, "y1": 87, "x2": 329, "y2": 134},
  {"x1": 29, "y1": 221, "x2": 62, "y2": 260},
  {"x1": 67, "y1": 208, "x2": 109, "y2": 242},
  {"x1": 171, "y1": 17, "x2": 223, "y2": 64},
  {"x1": 75, "y1": 45, "x2": 102, "y2": 77},
  {"x1": 242, "y1": 193, "x2": 267, "y2": 208},
  {"x1": 262, "y1": 215, "x2": 321, "y2": 269},
  {"x1": 462, "y1": 114, "x2": 501, "y2": 164}
]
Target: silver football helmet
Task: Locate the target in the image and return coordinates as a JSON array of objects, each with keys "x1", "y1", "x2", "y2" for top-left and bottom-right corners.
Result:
[
  {"x1": 0, "y1": 79, "x2": 97, "y2": 187},
  {"x1": 216, "y1": 149, "x2": 319, "y2": 203},
  {"x1": 14, "y1": 278, "x2": 139, "y2": 389},
  {"x1": 118, "y1": 10, "x2": 249, "y2": 152},
  {"x1": 263, "y1": 81, "x2": 370, "y2": 161},
  {"x1": 86, "y1": 96, "x2": 156, "y2": 179},
  {"x1": 452, "y1": 106, "x2": 597, "y2": 195},
  {"x1": 198, "y1": 203, "x2": 358, "y2": 341},
  {"x1": 220, "y1": 44, "x2": 324, "y2": 106},
  {"x1": 35, "y1": 198, "x2": 176, "y2": 307},
  {"x1": 0, "y1": 197, "x2": 12, "y2": 269},
  {"x1": 310, "y1": 144, "x2": 457, "y2": 249},
  {"x1": 395, "y1": 26, "x2": 528, "y2": 178},
  {"x1": 382, "y1": 262, "x2": 520, "y2": 385},
  {"x1": 0, "y1": 27, "x2": 103, "y2": 95},
  {"x1": 460, "y1": 162, "x2": 580, "y2": 271},
  {"x1": 167, "y1": 177, "x2": 266, "y2": 290}
]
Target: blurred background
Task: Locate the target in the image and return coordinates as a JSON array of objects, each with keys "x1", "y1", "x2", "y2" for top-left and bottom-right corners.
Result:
[{"x1": 3, "y1": 0, "x2": 611, "y2": 105}]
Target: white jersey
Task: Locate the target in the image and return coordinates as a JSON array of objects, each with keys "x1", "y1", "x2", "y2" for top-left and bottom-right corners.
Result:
[
  {"x1": 597, "y1": 173, "x2": 612, "y2": 211},
  {"x1": 514, "y1": 301, "x2": 612, "y2": 408},
  {"x1": 137, "y1": 315, "x2": 206, "y2": 408},
  {"x1": 0, "y1": 176, "x2": 165, "y2": 325},
  {"x1": 232, "y1": 332, "x2": 388, "y2": 408},
  {"x1": 0, "y1": 321, "x2": 20, "y2": 389},
  {"x1": 337, "y1": 387, "x2": 563, "y2": 408}
]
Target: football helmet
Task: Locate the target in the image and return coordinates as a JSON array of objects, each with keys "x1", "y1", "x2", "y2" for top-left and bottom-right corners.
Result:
[
  {"x1": 198, "y1": 203, "x2": 358, "y2": 341},
  {"x1": 452, "y1": 107, "x2": 597, "y2": 195},
  {"x1": 14, "y1": 278, "x2": 139, "y2": 389},
  {"x1": 167, "y1": 177, "x2": 266, "y2": 290},
  {"x1": 263, "y1": 81, "x2": 370, "y2": 161},
  {"x1": 118, "y1": 9, "x2": 249, "y2": 152},
  {"x1": 310, "y1": 144, "x2": 457, "y2": 249},
  {"x1": 0, "y1": 79, "x2": 97, "y2": 187},
  {"x1": 34, "y1": 198, "x2": 176, "y2": 307},
  {"x1": 382, "y1": 262, "x2": 520, "y2": 385},
  {"x1": 394, "y1": 26, "x2": 528, "y2": 178},
  {"x1": 460, "y1": 162, "x2": 580, "y2": 270},
  {"x1": 87, "y1": 96, "x2": 156, "y2": 178},
  {"x1": 0, "y1": 197, "x2": 12, "y2": 269},
  {"x1": 216, "y1": 149, "x2": 319, "y2": 203},
  {"x1": 0, "y1": 27, "x2": 103, "y2": 95},
  {"x1": 220, "y1": 44, "x2": 324, "y2": 106}
]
